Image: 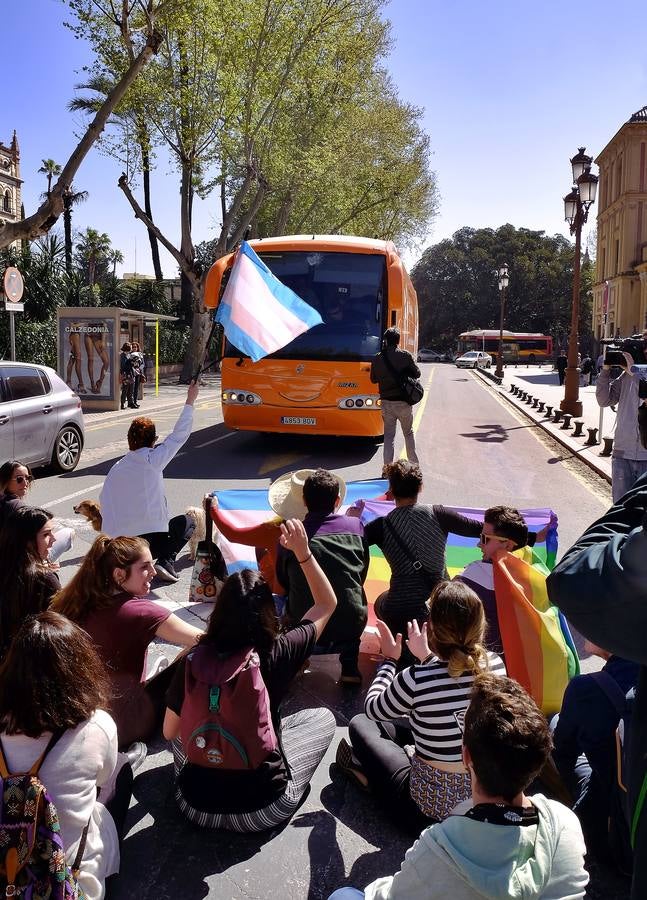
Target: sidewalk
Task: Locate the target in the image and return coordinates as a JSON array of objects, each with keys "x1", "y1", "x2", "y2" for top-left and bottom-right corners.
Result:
[
  {"x1": 82, "y1": 372, "x2": 220, "y2": 425},
  {"x1": 476, "y1": 364, "x2": 614, "y2": 484}
]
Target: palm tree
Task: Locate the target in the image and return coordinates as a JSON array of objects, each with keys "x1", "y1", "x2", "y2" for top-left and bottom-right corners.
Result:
[
  {"x1": 75, "y1": 228, "x2": 112, "y2": 287},
  {"x1": 108, "y1": 248, "x2": 125, "y2": 277},
  {"x1": 69, "y1": 77, "x2": 164, "y2": 280},
  {"x1": 38, "y1": 159, "x2": 62, "y2": 198},
  {"x1": 62, "y1": 185, "x2": 89, "y2": 276}
]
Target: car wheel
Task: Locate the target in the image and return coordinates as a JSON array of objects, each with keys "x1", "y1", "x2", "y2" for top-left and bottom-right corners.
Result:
[
  {"x1": 528, "y1": 354, "x2": 536, "y2": 365},
  {"x1": 51, "y1": 425, "x2": 83, "y2": 472}
]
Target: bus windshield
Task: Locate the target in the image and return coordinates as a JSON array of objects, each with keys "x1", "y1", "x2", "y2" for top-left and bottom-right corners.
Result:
[{"x1": 224, "y1": 250, "x2": 386, "y2": 361}]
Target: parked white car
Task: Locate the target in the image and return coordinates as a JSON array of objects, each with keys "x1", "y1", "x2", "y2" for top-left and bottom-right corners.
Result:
[
  {"x1": 455, "y1": 351, "x2": 492, "y2": 370},
  {"x1": 0, "y1": 362, "x2": 85, "y2": 471}
]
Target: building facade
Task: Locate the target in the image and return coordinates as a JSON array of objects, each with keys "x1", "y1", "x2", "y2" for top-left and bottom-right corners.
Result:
[
  {"x1": 593, "y1": 107, "x2": 647, "y2": 340},
  {"x1": 0, "y1": 132, "x2": 22, "y2": 249}
]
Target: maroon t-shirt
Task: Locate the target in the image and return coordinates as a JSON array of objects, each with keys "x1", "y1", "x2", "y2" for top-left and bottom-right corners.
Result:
[{"x1": 81, "y1": 592, "x2": 171, "y2": 682}]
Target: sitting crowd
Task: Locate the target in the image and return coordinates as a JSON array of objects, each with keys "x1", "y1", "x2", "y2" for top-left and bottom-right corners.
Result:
[{"x1": 0, "y1": 381, "x2": 644, "y2": 899}]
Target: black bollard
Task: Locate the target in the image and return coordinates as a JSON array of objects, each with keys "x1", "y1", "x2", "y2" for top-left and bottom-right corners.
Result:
[
  {"x1": 561, "y1": 413, "x2": 573, "y2": 429},
  {"x1": 600, "y1": 436, "x2": 614, "y2": 457},
  {"x1": 553, "y1": 409, "x2": 563, "y2": 423},
  {"x1": 572, "y1": 419, "x2": 585, "y2": 437},
  {"x1": 585, "y1": 426, "x2": 599, "y2": 446}
]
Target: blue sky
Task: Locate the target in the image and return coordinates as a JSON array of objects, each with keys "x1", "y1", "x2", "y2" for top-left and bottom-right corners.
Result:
[{"x1": 5, "y1": 0, "x2": 647, "y2": 276}]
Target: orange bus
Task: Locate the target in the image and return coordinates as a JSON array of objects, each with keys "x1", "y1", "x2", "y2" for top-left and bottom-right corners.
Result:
[
  {"x1": 204, "y1": 235, "x2": 419, "y2": 437},
  {"x1": 457, "y1": 330, "x2": 553, "y2": 364}
]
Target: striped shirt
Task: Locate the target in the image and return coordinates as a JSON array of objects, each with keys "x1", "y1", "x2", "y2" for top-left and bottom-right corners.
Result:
[{"x1": 365, "y1": 652, "x2": 506, "y2": 762}]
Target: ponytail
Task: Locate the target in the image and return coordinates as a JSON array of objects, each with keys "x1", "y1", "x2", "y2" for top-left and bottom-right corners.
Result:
[
  {"x1": 426, "y1": 580, "x2": 489, "y2": 678},
  {"x1": 53, "y1": 534, "x2": 149, "y2": 621}
]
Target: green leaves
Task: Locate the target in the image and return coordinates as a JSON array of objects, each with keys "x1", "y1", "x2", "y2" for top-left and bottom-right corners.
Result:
[{"x1": 412, "y1": 225, "x2": 590, "y2": 351}]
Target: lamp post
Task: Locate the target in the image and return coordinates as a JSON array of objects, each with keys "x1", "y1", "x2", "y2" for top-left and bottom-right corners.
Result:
[
  {"x1": 495, "y1": 263, "x2": 509, "y2": 379},
  {"x1": 560, "y1": 147, "x2": 598, "y2": 417}
]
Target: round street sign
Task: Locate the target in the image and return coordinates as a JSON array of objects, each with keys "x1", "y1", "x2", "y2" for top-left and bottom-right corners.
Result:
[{"x1": 3, "y1": 267, "x2": 24, "y2": 303}]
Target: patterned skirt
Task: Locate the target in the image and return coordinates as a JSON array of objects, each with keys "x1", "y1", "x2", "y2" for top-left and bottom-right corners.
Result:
[{"x1": 409, "y1": 755, "x2": 471, "y2": 821}]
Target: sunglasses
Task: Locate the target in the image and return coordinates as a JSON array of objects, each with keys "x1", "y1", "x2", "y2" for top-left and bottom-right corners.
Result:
[
  {"x1": 13, "y1": 475, "x2": 33, "y2": 485},
  {"x1": 479, "y1": 531, "x2": 510, "y2": 545}
]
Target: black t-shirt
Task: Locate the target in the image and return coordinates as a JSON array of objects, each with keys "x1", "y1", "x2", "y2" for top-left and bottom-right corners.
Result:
[{"x1": 166, "y1": 621, "x2": 317, "y2": 814}]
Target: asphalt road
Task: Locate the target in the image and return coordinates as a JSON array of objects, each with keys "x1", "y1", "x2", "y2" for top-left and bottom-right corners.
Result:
[{"x1": 31, "y1": 365, "x2": 626, "y2": 899}]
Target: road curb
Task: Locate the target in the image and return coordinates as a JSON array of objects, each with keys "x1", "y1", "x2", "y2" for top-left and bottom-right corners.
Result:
[{"x1": 473, "y1": 370, "x2": 612, "y2": 486}]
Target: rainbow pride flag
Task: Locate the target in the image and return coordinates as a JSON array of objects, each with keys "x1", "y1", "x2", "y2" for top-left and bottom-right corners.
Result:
[
  {"x1": 213, "y1": 486, "x2": 561, "y2": 660},
  {"x1": 493, "y1": 552, "x2": 578, "y2": 715}
]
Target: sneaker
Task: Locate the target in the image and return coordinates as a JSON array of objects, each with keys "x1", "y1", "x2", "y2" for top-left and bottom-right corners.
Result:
[
  {"x1": 124, "y1": 741, "x2": 148, "y2": 774},
  {"x1": 154, "y1": 559, "x2": 179, "y2": 583},
  {"x1": 335, "y1": 738, "x2": 369, "y2": 791},
  {"x1": 147, "y1": 655, "x2": 170, "y2": 679}
]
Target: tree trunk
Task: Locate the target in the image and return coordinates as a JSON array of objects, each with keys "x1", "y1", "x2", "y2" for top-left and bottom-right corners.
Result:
[
  {"x1": 63, "y1": 198, "x2": 73, "y2": 276},
  {"x1": 0, "y1": 30, "x2": 162, "y2": 249},
  {"x1": 180, "y1": 283, "x2": 211, "y2": 383},
  {"x1": 141, "y1": 144, "x2": 163, "y2": 281}
]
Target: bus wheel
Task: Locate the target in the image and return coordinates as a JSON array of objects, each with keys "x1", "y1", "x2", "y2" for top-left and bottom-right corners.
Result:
[{"x1": 528, "y1": 353, "x2": 536, "y2": 365}]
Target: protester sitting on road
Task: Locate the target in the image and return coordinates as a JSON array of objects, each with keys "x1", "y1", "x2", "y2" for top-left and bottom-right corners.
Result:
[
  {"x1": 456, "y1": 505, "x2": 531, "y2": 657},
  {"x1": 551, "y1": 639, "x2": 638, "y2": 863},
  {"x1": 100, "y1": 380, "x2": 200, "y2": 583},
  {"x1": 370, "y1": 327, "x2": 420, "y2": 467},
  {"x1": 547, "y1": 473, "x2": 647, "y2": 899},
  {"x1": 275, "y1": 469, "x2": 369, "y2": 684},
  {"x1": 364, "y1": 461, "x2": 512, "y2": 667},
  {"x1": 0, "y1": 506, "x2": 60, "y2": 659},
  {"x1": 336, "y1": 580, "x2": 506, "y2": 832},
  {"x1": 0, "y1": 460, "x2": 75, "y2": 564},
  {"x1": 53, "y1": 535, "x2": 203, "y2": 750},
  {"x1": 329, "y1": 673, "x2": 588, "y2": 900},
  {"x1": 596, "y1": 350, "x2": 647, "y2": 502},
  {"x1": 163, "y1": 518, "x2": 337, "y2": 832},
  {"x1": 210, "y1": 494, "x2": 284, "y2": 593},
  {"x1": 0, "y1": 611, "x2": 132, "y2": 900}
]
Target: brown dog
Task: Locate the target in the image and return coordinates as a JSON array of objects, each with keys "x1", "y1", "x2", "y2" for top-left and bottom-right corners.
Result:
[{"x1": 74, "y1": 499, "x2": 103, "y2": 531}]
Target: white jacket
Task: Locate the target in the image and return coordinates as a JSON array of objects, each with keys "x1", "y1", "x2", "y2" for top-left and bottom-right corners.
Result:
[{"x1": 100, "y1": 403, "x2": 194, "y2": 536}]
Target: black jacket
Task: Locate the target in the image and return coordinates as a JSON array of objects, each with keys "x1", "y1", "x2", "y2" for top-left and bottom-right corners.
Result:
[
  {"x1": 547, "y1": 473, "x2": 647, "y2": 899},
  {"x1": 370, "y1": 348, "x2": 420, "y2": 401}
]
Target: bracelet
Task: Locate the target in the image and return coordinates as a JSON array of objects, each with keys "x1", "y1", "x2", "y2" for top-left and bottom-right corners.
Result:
[
  {"x1": 421, "y1": 653, "x2": 434, "y2": 665},
  {"x1": 297, "y1": 552, "x2": 313, "y2": 565},
  {"x1": 382, "y1": 657, "x2": 398, "y2": 665}
]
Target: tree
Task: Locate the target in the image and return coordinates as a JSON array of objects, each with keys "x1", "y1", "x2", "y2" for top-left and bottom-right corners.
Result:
[
  {"x1": 0, "y1": 0, "x2": 172, "y2": 249},
  {"x1": 74, "y1": 0, "x2": 436, "y2": 379},
  {"x1": 68, "y1": 74, "x2": 164, "y2": 280},
  {"x1": 38, "y1": 160, "x2": 62, "y2": 199},
  {"x1": 108, "y1": 247, "x2": 124, "y2": 276},
  {"x1": 74, "y1": 227, "x2": 113, "y2": 287},
  {"x1": 62, "y1": 184, "x2": 89, "y2": 275},
  {"x1": 412, "y1": 225, "x2": 591, "y2": 352}
]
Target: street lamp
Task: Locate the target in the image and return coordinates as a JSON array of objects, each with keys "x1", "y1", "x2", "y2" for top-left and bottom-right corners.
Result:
[
  {"x1": 560, "y1": 147, "x2": 598, "y2": 417},
  {"x1": 495, "y1": 263, "x2": 509, "y2": 379}
]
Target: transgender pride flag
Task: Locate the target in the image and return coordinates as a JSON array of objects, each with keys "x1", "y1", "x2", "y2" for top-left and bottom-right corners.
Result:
[{"x1": 215, "y1": 241, "x2": 323, "y2": 361}]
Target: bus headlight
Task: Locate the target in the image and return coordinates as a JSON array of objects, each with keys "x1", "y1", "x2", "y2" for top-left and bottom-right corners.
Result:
[
  {"x1": 222, "y1": 390, "x2": 262, "y2": 406},
  {"x1": 338, "y1": 395, "x2": 381, "y2": 409}
]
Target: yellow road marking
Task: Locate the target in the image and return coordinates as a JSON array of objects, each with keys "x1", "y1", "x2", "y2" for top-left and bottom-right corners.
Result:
[{"x1": 399, "y1": 367, "x2": 435, "y2": 459}]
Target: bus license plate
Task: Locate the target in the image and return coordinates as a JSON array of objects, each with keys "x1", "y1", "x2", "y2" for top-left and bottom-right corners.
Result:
[{"x1": 281, "y1": 416, "x2": 317, "y2": 426}]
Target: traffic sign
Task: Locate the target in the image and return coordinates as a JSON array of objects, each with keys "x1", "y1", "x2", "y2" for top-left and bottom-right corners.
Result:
[{"x1": 2, "y1": 267, "x2": 24, "y2": 303}]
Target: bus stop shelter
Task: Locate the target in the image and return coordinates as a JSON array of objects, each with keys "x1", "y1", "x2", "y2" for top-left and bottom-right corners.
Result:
[{"x1": 56, "y1": 307, "x2": 178, "y2": 411}]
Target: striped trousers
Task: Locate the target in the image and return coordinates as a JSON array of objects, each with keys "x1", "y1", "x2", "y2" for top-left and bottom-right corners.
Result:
[{"x1": 172, "y1": 706, "x2": 335, "y2": 831}]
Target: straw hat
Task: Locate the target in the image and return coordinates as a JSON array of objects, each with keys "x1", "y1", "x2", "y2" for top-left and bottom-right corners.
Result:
[{"x1": 268, "y1": 469, "x2": 346, "y2": 520}]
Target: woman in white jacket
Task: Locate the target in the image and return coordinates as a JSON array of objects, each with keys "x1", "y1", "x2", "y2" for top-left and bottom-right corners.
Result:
[{"x1": 0, "y1": 611, "x2": 133, "y2": 900}]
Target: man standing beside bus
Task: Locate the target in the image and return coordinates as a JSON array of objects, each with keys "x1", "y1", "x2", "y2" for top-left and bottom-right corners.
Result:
[{"x1": 370, "y1": 327, "x2": 420, "y2": 468}]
